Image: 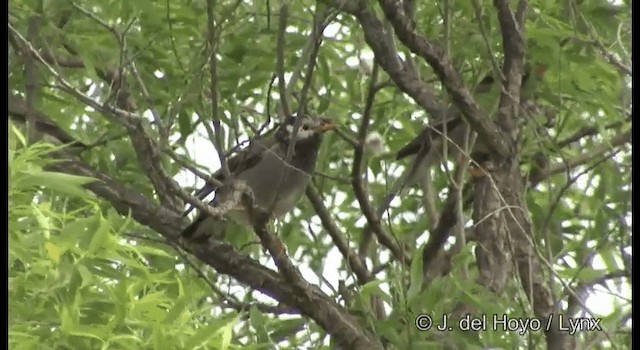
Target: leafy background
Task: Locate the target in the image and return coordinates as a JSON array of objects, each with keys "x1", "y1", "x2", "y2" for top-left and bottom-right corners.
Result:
[{"x1": 9, "y1": 0, "x2": 630, "y2": 349}]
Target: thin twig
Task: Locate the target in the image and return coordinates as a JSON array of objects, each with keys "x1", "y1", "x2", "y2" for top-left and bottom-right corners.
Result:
[
  {"x1": 206, "y1": 0, "x2": 229, "y2": 178},
  {"x1": 262, "y1": 73, "x2": 278, "y2": 134},
  {"x1": 165, "y1": 0, "x2": 187, "y2": 75},
  {"x1": 276, "y1": 8, "x2": 328, "y2": 214},
  {"x1": 276, "y1": 2, "x2": 292, "y2": 119},
  {"x1": 306, "y1": 186, "x2": 372, "y2": 285},
  {"x1": 72, "y1": 2, "x2": 119, "y2": 37},
  {"x1": 442, "y1": 0, "x2": 451, "y2": 56},
  {"x1": 542, "y1": 131, "x2": 630, "y2": 182},
  {"x1": 570, "y1": 0, "x2": 631, "y2": 77},
  {"x1": 314, "y1": 171, "x2": 350, "y2": 184},
  {"x1": 10, "y1": 24, "x2": 257, "y2": 221},
  {"x1": 129, "y1": 61, "x2": 167, "y2": 143},
  {"x1": 556, "y1": 121, "x2": 626, "y2": 149},
  {"x1": 352, "y1": 62, "x2": 409, "y2": 265},
  {"x1": 25, "y1": 14, "x2": 42, "y2": 144},
  {"x1": 470, "y1": 0, "x2": 503, "y2": 82}
]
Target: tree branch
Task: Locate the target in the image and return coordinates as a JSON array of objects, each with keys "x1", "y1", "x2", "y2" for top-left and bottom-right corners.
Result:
[
  {"x1": 327, "y1": 0, "x2": 446, "y2": 121},
  {"x1": 493, "y1": 0, "x2": 526, "y2": 136},
  {"x1": 351, "y1": 62, "x2": 410, "y2": 265},
  {"x1": 206, "y1": 0, "x2": 230, "y2": 178},
  {"x1": 556, "y1": 120, "x2": 627, "y2": 149},
  {"x1": 9, "y1": 23, "x2": 183, "y2": 211},
  {"x1": 540, "y1": 131, "x2": 631, "y2": 184},
  {"x1": 24, "y1": 14, "x2": 42, "y2": 143},
  {"x1": 276, "y1": 2, "x2": 292, "y2": 119},
  {"x1": 8, "y1": 93, "x2": 87, "y2": 149},
  {"x1": 11, "y1": 109, "x2": 383, "y2": 350},
  {"x1": 376, "y1": 0, "x2": 510, "y2": 157},
  {"x1": 306, "y1": 186, "x2": 372, "y2": 285}
]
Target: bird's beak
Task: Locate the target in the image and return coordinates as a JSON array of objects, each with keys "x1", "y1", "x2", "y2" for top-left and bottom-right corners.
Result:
[{"x1": 316, "y1": 118, "x2": 338, "y2": 132}]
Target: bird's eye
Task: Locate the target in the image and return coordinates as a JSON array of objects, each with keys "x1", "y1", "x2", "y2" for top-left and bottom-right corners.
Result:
[{"x1": 302, "y1": 125, "x2": 310, "y2": 130}]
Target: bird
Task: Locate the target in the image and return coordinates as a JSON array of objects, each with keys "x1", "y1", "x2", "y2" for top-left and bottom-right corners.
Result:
[
  {"x1": 180, "y1": 114, "x2": 337, "y2": 241},
  {"x1": 395, "y1": 63, "x2": 548, "y2": 185},
  {"x1": 373, "y1": 63, "x2": 548, "y2": 217}
]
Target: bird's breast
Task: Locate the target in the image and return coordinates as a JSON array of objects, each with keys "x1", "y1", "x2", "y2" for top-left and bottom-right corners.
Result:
[{"x1": 234, "y1": 147, "x2": 315, "y2": 218}]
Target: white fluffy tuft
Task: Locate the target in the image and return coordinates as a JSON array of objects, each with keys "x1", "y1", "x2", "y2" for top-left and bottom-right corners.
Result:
[{"x1": 286, "y1": 122, "x2": 316, "y2": 140}]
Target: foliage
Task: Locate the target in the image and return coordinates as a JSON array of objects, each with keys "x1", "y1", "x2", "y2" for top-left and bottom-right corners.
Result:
[{"x1": 9, "y1": 0, "x2": 630, "y2": 349}]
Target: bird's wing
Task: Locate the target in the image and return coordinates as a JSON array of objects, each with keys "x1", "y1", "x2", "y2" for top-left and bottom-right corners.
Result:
[
  {"x1": 396, "y1": 73, "x2": 500, "y2": 161},
  {"x1": 395, "y1": 116, "x2": 464, "y2": 160},
  {"x1": 180, "y1": 136, "x2": 282, "y2": 238},
  {"x1": 395, "y1": 127, "x2": 431, "y2": 160},
  {"x1": 474, "y1": 74, "x2": 495, "y2": 94},
  {"x1": 226, "y1": 136, "x2": 280, "y2": 177},
  {"x1": 181, "y1": 134, "x2": 281, "y2": 217}
]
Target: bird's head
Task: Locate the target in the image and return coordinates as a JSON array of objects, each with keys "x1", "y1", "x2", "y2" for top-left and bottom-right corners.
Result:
[{"x1": 276, "y1": 115, "x2": 337, "y2": 144}]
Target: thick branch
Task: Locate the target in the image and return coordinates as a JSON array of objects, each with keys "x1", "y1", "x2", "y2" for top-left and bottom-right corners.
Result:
[
  {"x1": 328, "y1": 0, "x2": 445, "y2": 120},
  {"x1": 10, "y1": 112, "x2": 382, "y2": 350},
  {"x1": 9, "y1": 24, "x2": 182, "y2": 211},
  {"x1": 376, "y1": 0, "x2": 510, "y2": 157},
  {"x1": 9, "y1": 93, "x2": 86, "y2": 149},
  {"x1": 493, "y1": 0, "x2": 526, "y2": 134}
]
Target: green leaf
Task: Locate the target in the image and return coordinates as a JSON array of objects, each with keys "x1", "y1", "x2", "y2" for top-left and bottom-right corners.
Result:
[
  {"x1": 407, "y1": 246, "x2": 424, "y2": 302},
  {"x1": 249, "y1": 305, "x2": 269, "y2": 343},
  {"x1": 163, "y1": 295, "x2": 190, "y2": 324},
  {"x1": 76, "y1": 264, "x2": 95, "y2": 288},
  {"x1": 575, "y1": 268, "x2": 608, "y2": 282},
  {"x1": 10, "y1": 124, "x2": 27, "y2": 147},
  {"x1": 66, "y1": 324, "x2": 107, "y2": 342},
  {"x1": 45, "y1": 242, "x2": 62, "y2": 264},
  {"x1": 360, "y1": 280, "x2": 391, "y2": 303},
  {"x1": 178, "y1": 111, "x2": 193, "y2": 140},
  {"x1": 88, "y1": 214, "x2": 112, "y2": 254},
  {"x1": 268, "y1": 318, "x2": 306, "y2": 342},
  {"x1": 59, "y1": 216, "x2": 96, "y2": 252},
  {"x1": 184, "y1": 313, "x2": 238, "y2": 349},
  {"x1": 599, "y1": 247, "x2": 620, "y2": 272},
  {"x1": 133, "y1": 244, "x2": 175, "y2": 258},
  {"x1": 220, "y1": 316, "x2": 237, "y2": 350},
  {"x1": 32, "y1": 202, "x2": 52, "y2": 239},
  {"x1": 20, "y1": 171, "x2": 95, "y2": 197}
]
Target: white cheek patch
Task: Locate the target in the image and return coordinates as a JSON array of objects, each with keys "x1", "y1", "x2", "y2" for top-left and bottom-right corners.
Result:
[
  {"x1": 296, "y1": 128, "x2": 315, "y2": 139},
  {"x1": 285, "y1": 124, "x2": 315, "y2": 139}
]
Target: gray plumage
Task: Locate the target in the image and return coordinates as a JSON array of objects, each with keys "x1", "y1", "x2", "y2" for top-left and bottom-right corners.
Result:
[
  {"x1": 181, "y1": 115, "x2": 336, "y2": 240},
  {"x1": 395, "y1": 67, "x2": 540, "y2": 188},
  {"x1": 371, "y1": 75, "x2": 500, "y2": 217},
  {"x1": 395, "y1": 115, "x2": 481, "y2": 188},
  {"x1": 377, "y1": 69, "x2": 541, "y2": 216}
]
